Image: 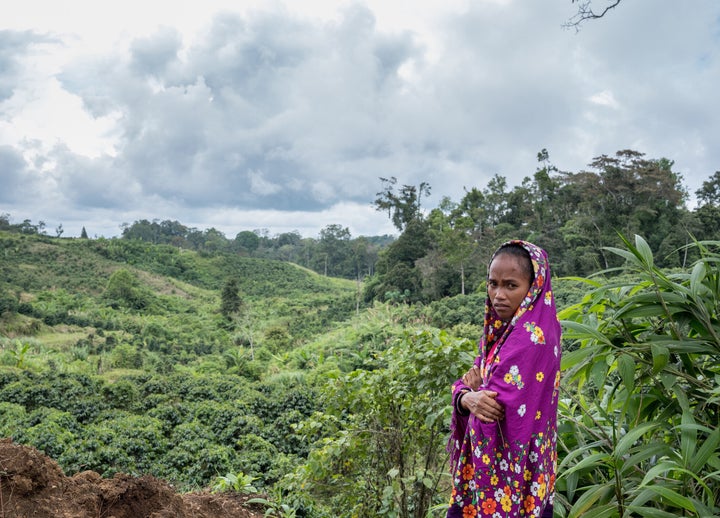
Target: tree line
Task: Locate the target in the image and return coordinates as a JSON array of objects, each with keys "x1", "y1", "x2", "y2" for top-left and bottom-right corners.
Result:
[
  {"x1": 366, "y1": 149, "x2": 720, "y2": 303},
  {"x1": 5, "y1": 148, "x2": 720, "y2": 303}
]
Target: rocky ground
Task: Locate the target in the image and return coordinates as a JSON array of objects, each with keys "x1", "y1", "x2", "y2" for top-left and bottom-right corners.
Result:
[{"x1": 0, "y1": 438, "x2": 267, "y2": 518}]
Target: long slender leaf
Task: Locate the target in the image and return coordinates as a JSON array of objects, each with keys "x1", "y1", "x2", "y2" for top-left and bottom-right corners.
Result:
[
  {"x1": 680, "y1": 411, "x2": 697, "y2": 466},
  {"x1": 625, "y1": 506, "x2": 683, "y2": 518},
  {"x1": 561, "y1": 320, "x2": 614, "y2": 346},
  {"x1": 644, "y1": 486, "x2": 697, "y2": 513},
  {"x1": 567, "y1": 484, "x2": 614, "y2": 518},
  {"x1": 559, "y1": 452, "x2": 611, "y2": 478},
  {"x1": 689, "y1": 262, "x2": 707, "y2": 298},
  {"x1": 690, "y1": 425, "x2": 720, "y2": 473},
  {"x1": 617, "y1": 354, "x2": 635, "y2": 393},
  {"x1": 613, "y1": 421, "x2": 661, "y2": 459}
]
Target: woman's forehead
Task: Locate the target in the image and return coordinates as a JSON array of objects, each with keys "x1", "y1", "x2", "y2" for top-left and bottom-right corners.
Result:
[{"x1": 488, "y1": 254, "x2": 528, "y2": 275}]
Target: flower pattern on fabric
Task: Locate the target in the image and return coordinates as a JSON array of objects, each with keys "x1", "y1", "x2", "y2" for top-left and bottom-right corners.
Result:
[
  {"x1": 523, "y1": 322, "x2": 545, "y2": 345},
  {"x1": 503, "y1": 365, "x2": 524, "y2": 389},
  {"x1": 451, "y1": 419, "x2": 558, "y2": 518}
]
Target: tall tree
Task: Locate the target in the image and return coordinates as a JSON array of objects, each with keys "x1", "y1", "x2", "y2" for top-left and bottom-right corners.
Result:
[
  {"x1": 374, "y1": 177, "x2": 431, "y2": 231},
  {"x1": 693, "y1": 171, "x2": 720, "y2": 241},
  {"x1": 220, "y1": 278, "x2": 243, "y2": 320},
  {"x1": 317, "y1": 224, "x2": 352, "y2": 277}
]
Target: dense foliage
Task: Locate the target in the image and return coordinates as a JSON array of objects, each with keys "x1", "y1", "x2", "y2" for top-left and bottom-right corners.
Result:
[
  {"x1": 2, "y1": 159, "x2": 720, "y2": 516},
  {"x1": 556, "y1": 236, "x2": 720, "y2": 517}
]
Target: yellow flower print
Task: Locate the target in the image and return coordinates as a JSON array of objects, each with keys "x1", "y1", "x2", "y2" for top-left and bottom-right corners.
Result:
[
  {"x1": 482, "y1": 454, "x2": 490, "y2": 465},
  {"x1": 504, "y1": 373, "x2": 512, "y2": 383},
  {"x1": 524, "y1": 469, "x2": 532, "y2": 481},
  {"x1": 490, "y1": 475, "x2": 498, "y2": 485},
  {"x1": 538, "y1": 482, "x2": 547, "y2": 500},
  {"x1": 544, "y1": 291, "x2": 552, "y2": 306},
  {"x1": 536, "y1": 371, "x2": 544, "y2": 382},
  {"x1": 501, "y1": 495, "x2": 512, "y2": 512},
  {"x1": 535, "y1": 410, "x2": 542, "y2": 420}
]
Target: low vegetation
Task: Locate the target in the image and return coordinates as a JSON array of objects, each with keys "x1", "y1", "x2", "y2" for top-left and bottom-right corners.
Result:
[{"x1": 1, "y1": 226, "x2": 718, "y2": 516}]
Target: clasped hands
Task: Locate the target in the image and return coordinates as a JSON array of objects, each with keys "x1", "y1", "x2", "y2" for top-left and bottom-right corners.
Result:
[{"x1": 459, "y1": 365, "x2": 505, "y2": 423}]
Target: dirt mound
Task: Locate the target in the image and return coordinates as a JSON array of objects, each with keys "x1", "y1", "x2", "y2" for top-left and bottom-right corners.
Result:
[{"x1": 0, "y1": 439, "x2": 266, "y2": 518}]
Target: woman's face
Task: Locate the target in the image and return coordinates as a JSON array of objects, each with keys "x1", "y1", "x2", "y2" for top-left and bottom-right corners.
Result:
[{"x1": 487, "y1": 253, "x2": 532, "y2": 321}]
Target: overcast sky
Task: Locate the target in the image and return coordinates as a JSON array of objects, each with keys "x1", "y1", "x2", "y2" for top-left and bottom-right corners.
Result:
[{"x1": 1, "y1": 0, "x2": 719, "y2": 239}]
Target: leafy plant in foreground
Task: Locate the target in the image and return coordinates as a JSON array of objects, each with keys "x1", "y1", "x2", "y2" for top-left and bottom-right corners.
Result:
[
  {"x1": 211, "y1": 471, "x2": 258, "y2": 494},
  {"x1": 556, "y1": 235, "x2": 720, "y2": 517}
]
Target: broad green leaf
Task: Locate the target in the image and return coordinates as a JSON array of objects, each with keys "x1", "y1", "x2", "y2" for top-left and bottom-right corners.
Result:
[
  {"x1": 613, "y1": 421, "x2": 660, "y2": 459},
  {"x1": 561, "y1": 320, "x2": 614, "y2": 346},
  {"x1": 645, "y1": 485, "x2": 697, "y2": 513},
  {"x1": 679, "y1": 411, "x2": 697, "y2": 466},
  {"x1": 689, "y1": 262, "x2": 706, "y2": 297},
  {"x1": 650, "y1": 343, "x2": 669, "y2": 373},
  {"x1": 567, "y1": 484, "x2": 613, "y2": 518},
  {"x1": 690, "y1": 425, "x2": 720, "y2": 473},
  {"x1": 559, "y1": 452, "x2": 611, "y2": 478},
  {"x1": 575, "y1": 503, "x2": 618, "y2": 518},
  {"x1": 673, "y1": 385, "x2": 691, "y2": 412},
  {"x1": 617, "y1": 354, "x2": 635, "y2": 393},
  {"x1": 561, "y1": 346, "x2": 600, "y2": 370},
  {"x1": 625, "y1": 505, "x2": 682, "y2": 518},
  {"x1": 604, "y1": 246, "x2": 642, "y2": 266},
  {"x1": 634, "y1": 235, "x2": 655, "y2": 267},
  {"x1": 620, "y1": 443, "x2": 672, "y2": 476}
]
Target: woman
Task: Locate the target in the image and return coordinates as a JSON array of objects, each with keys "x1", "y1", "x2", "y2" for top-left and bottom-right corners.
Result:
[{"x1": 446, "y1": 240, "x2": 561, "y2": 518}]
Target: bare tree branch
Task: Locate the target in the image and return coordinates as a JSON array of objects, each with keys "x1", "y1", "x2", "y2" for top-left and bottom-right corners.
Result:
[{"x1": 563, "y1": 0, "x2": 623, "y2": 30}]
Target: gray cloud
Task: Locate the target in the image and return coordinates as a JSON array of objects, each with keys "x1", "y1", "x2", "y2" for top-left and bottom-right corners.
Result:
[
  {"x1": 0, "y1": 30, "x2": 56, "y2": 100},
  {"x1": 3, "y1": 0, "x2": 720, "y2": 238},
  {"x1": 0, "y1": 145, "x2": 28, "y2": 202},
  {"x1": 130, "y1": 27, "x2": 182, "y2": 77}
]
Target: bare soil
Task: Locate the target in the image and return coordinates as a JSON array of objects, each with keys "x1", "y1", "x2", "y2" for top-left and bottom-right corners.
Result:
[{"x1": 0, "y1": 438, "x2": 266, "y2": 518}]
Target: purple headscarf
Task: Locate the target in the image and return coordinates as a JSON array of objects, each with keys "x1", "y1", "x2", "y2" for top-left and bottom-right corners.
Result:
[{"x1": 446, "y1": 240, "x2": 561, "y2": 518}]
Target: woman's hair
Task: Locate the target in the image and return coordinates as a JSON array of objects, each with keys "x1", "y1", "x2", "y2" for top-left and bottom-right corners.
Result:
[{"x1": 494, "y1": 243, "x2": 534, "y2": 284}]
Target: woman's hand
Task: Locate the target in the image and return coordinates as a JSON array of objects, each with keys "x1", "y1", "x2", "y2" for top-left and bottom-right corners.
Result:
[
  {"x1": 461, "y1": 365, "x2": 482, "y2": 390},
  {"x1": 460, "y1": 390, "x2": 505, "y2": 423}
]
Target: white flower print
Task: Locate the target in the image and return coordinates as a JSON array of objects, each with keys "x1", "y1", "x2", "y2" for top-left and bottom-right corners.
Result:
[
  {"x1": 509, "y1": 365, "x2": 519, "y2": 376},
  {"x1": 499, "y1": 459, "x2": 509, "y2": 471},
  {"x1": 494, "y1": 488, "x2": 505, "y2": 500},
  {"x1": 529, "y1": 452, "x2": 538, "y2": 463},
  {"x1": 518, "y1": 404, "x2": 527, "y2": 417}
]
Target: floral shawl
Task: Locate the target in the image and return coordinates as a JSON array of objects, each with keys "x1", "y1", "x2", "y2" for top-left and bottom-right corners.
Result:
[{"x1": 446, "y1": 240, "x2": 562, "y2": 518}]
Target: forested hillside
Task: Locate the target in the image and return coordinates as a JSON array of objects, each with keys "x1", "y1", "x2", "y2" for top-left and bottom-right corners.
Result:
[
  {"x1": 9, "y1": 149, "x2": 719, "y2": 306},
  {"x1": 2, "y1": 191, "x2": 720, "y2": 516},
  {"x1": 0, "y1": 231, "x2": 361, "y2": 492}
]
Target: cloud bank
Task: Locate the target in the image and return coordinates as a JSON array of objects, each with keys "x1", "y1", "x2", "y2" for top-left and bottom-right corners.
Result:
[{"x1": 1, "y1": 1, "x2": 719, "y2": 238}]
